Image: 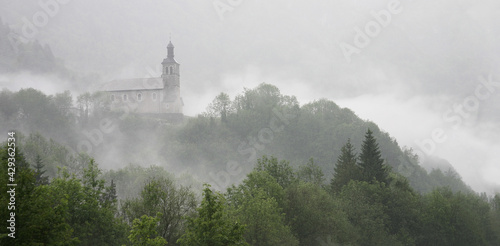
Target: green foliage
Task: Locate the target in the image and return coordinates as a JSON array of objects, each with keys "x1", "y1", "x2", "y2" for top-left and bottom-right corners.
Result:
[
  {"x1": 297, "y1": 158, "x2": 325, "y2": 186},
  {"x1": 3, "y1": 84, "x2": 499, "y2": 245},
  {"x1": 419, "y1": 188, "x2": 495, "y2": 246},
  {"x1": 103, "y1": 164, "x2": 178, "y2": 200},
  {"x1": 358, "y1": 129, "x2": 389, "y2": 184},
  {"x1": 330, "y1": 138, "x2": 360, "y2": 193},
  {"x1": 18, "y1": 132, "x2": 75, "y2": 178},
  {"x1": 338, "y1": 180, "x2": 400, "y2": 246},
  {"x1": 227, "y1": 170, "x2": 298, "y2": 245},
  {"x1": 384, "y1": 173, "x2": 422, "y2": 245},
  {"x1": 255, "y1": 155, "x2": 296, "y2": 189},
  {"x1": 428, "y1": 168, "x2": 473, "y2": 194},
  {"x1": 490, "y1": 194, "x2": 500, "y2": 243},
  {"x1": 33, "y1": 154, "x2": 49, "y2": 185},
  {"x1": 227, "y1": 170, "x2": 286, "y2": 209},
  {"x1": 285, "y1": 181, "x2": 356, "y2": 245},
  {"x1": 0, "y1": 88, "x2": 76, "y2": 143},
  {"x1": 51, "y1": 160, "x2": 129, "y2": 246},
  {"x1": 236, "y1": 189, "x2": 298, "y2": 246},
  {"x1": 177, "y1": 184, "x2": 247, "y2": 246},
  {"x1": 129, "y1": 214, "x2": 168, "y2": 246},
  {"x1": 122, "y1": 177, "x2": 197, "y2": 244},
  {"x1": 0, "y1": 144, "x2": 77, "y2": 245}
]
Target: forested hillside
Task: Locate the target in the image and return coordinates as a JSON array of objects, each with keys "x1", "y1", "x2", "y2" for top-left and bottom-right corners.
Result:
[
  {"x1": 0, "y1": 84, "x2": 471, "y2": 194},
  {"x1": 0, "y1": 19, "x2": 59, "y2": 73},
  {"x1": 1, "y1": 84, "x2": 498, "y2": 245}
]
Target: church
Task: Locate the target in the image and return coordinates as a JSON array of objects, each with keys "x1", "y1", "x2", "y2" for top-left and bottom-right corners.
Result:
[{"x1": 100, "y1": 41, "x2": 184, "y2": 121}]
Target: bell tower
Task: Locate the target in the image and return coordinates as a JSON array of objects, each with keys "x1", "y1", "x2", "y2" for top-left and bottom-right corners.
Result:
[
  {"x1": 160, "y1": 40, "x2": 182, "y2": 114},
  {"x1": 161, "y1": 40, "x2": 180, "y2": 88}
]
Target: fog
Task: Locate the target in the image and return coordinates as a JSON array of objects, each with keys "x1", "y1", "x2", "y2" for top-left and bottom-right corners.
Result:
[{"x1": 1, "y1": 0, "x2": 499, "y2": 193}]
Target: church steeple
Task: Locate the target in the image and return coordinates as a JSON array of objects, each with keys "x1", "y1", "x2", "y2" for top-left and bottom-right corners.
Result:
[
  {"x1": 162, "y1": 39, "x2": 180, "y2": 88},
  {"x1": 167, "y1": 41, "x2": 174, "y2": 59}
]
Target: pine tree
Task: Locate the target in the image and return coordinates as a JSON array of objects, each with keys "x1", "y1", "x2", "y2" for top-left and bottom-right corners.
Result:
[
  {"x1": 358, "y1": 129, "x2": 389, "y2": 184},
  {"x1": 330, "y1": 139, "x2": 360, "y2": 193},
  {"x1": 102, "y1": 179, "x2": 117, "y2": 207},
  {"x1": 34, "y1": 154, "x2": 49, "y2": 185}
]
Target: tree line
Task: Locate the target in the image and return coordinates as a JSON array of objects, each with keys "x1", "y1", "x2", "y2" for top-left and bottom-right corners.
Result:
[
  {"x1": 1, "y1": 129, "x2": 499, "y2": 245},
  {"x1": 0, "y1": 85, "x2": 474, "y2": 195}
]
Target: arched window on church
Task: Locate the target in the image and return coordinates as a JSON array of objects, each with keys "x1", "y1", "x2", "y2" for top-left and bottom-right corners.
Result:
[
  {"x1": 152, "y1": 92, "x2": 157, "y2": 101},
  {"x1": 111, "y1": 95, "x2": 115, "y2": 102},
  {"x1": 169, "y1": 66, "x2": 173, "y2": 75},
  {"x1": 137, "y1": 93, "x2": 142, "y2": 101},
  {"x1": 123, "y1": 94, "x2": 128, "y2": 101}
]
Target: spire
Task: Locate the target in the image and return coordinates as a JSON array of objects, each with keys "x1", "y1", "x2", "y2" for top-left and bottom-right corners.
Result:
[
  {"x1": 162, "y1": 38, "x2": 178, "y2": 65},
  {"x1": 167, "y1": 40, "x2": 174, "y2": 59}
]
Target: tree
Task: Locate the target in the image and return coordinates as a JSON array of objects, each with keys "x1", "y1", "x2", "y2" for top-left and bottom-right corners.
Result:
[
  {"x1": 358, "y1": 129, "x2": 389, "y2": 184},
  {"x1": 419, "y1": 188, "x2": 493, "y2": 246},
  {"x1": 77, "y1": 92, "x2": 110, "y2": 125},
  {"x1": 0, "y1": 144, "x2": 77, "y2": 245},
  {"x1": 490, "y1": 194, "x2": 500, "y2": 244},
  {"x1": 205, "y1": 92, "x2": 233, "y2": 123},
  {"x1": 255, "y1": 156, "x2": 296, "y2": 189},
  {"x1": 285, "y1": 182, "x2": 356, "y2": 245},
  {"x1": 33, "y1": 154, "x2": 49, "y2": 185},
  {"x1": 236, "y1": 189, "x2": 298, "y2": 246},
  {"x1": 52, "y1": 160, "x2": 128, "y2": 246},
  {"x1": 53, "y1": 90, "x2": 73, "y2": 110},
  {"x1": 383, "y1": 173, "x2": 423, "y2": 245},
  {"x1": 177, "y1": 184, "x2": 247, "y2": 246},
  {"x1": 227, "y1": 170, "x2": 286, "y2": 210},
  {"x1": 12, "y1": 88, "x2": 74, "y2": 138},
  {"x1": 122, "y1": 177, "x2": 197, "y2": 244},
  {"x1": 227, "y1": 170, "x2": 298, "y2": 245},
  {"x1": 338, "y1": 180, "x2": 400, "y2": 245},
  {"x1": 129, "y1": 214, "x2": 168, "y2": 246},
  {"x1": 297, "y1": 158, "x2": 325, "y2": 186},
  {"x1": 330, "y1": 139, "x2": 360, "y2": 193},
  {"x1": 102, "y1": 179, "x2": 117, "y2": 206}
]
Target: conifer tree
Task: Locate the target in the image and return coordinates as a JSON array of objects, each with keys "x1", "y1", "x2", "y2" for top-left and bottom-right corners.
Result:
[
  {"x1": 331, "y1": 139, "x2": 360, "y2": 192},
  {"x1": 358, "y1": 129, "x2": 389, "y2": 184},
  {"x1": 34, "y1": 154, "x2": 49, "y2": 185}
]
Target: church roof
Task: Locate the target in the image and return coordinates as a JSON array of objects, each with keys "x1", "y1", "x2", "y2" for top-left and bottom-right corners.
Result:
[
  {"x1": 162, "y1": 57, "x2": 178, "y2": 64},
  {"x1": 100, "y1": 77, "x2": 163, "y2": 92}
]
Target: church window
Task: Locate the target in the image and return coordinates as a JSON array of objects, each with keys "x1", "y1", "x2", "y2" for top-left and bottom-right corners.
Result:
[
  {"x1": 111, "y1": 95, "x2": 115, "y2": 102},
  {"x1": 152, "y1": 92, "x2": 157, "y2": 101},
  {"x1": 137, "y1": 93, "x2": 142, "y2": 101},
  {"x1": 169, "y1": 66, "x2": 173, "y2": 75},
  {"x1": 123, "y1": 94, "x2": 128, "y2": 101}
]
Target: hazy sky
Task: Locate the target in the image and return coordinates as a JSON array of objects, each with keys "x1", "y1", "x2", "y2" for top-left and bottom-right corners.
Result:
[{"x1": 1, "y1": 0, "x2": 499, "y2": 193}]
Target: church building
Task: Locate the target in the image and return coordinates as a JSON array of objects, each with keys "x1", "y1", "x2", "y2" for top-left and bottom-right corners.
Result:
[{"x1": 100, "y1": 41, "x2": 183, "y2": 120}]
